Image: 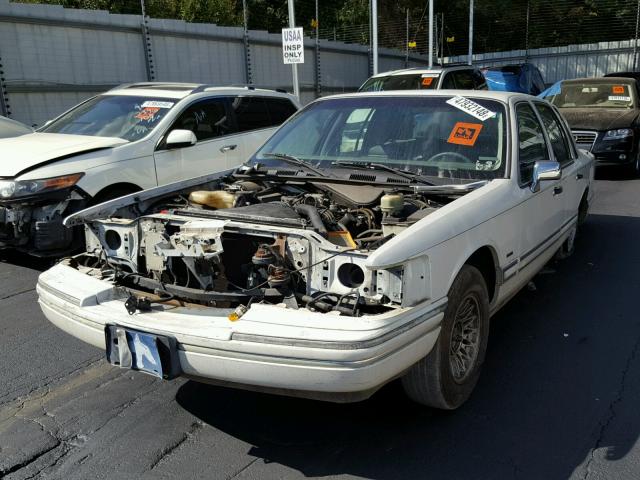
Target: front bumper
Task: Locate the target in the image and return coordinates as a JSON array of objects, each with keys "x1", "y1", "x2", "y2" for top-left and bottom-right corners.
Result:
[
  {"x1": 591, "y1": 136, "x2": 637, "y2": 166},
  {"x1": 37, "y1": 263, "x2": 445, "y2": 402}
]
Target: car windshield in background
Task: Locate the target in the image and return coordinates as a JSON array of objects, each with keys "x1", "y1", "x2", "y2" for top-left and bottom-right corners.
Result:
[
  {"x1": 359, "y1": 74, "x2": 439, "y2": 92},
  {"x1": 252, "y1": 96, "x2": 507, "y2": 181},
  {"x1": 546, "y1": 82, "x2": 635, "y2": 109},
  {"x1": 40, "y1": 95, "x2": 176, "y2": 141}
]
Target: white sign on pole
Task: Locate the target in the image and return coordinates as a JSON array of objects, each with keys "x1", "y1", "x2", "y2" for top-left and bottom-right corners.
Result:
[{"x1": 282, "y1": 27, "x2": 305, "y2": 64}]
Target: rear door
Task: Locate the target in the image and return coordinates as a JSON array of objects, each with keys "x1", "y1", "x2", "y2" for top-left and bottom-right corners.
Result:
[
  {"x1": 230, "y1": 96, "x2": 276, "y2": 158},
  {"x1": 153, "y1": 97, "x2": 240, "y2": 185},
  {"x1": 230, "y1": 96, "x2": 298, "y2": 158}
]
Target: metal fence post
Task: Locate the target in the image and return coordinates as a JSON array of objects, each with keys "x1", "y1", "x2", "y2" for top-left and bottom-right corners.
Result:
[
  {"x1": 315, "y1": 0, "x2": 321, "y2": 98},
  {"x1": 0, "y1": 51, "x2": 10, "y2": 117},
  {"x1": 525, "y1": 0, "x2": 530, "y2": 61},
  {"x1": 140, "y1": 0, "x2": 156, "y2": 81},
  {"x1": 243, "y1": 0, "x2": 252, "y2": 84},
  {"x1": 405, "y1": 9, "x2": 409, "y2": 68},
  {"x1": 633, "y1": 0, "x2": 640, "y2": 71}
]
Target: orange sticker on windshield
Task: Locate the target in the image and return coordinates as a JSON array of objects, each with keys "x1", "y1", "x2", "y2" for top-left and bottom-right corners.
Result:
[
  {"x1": 612, "y1": 85, "x2": 625, "y2": 94},
  {"x1": 135, "y1": 107, "x2": 160, "y2": 121},
  {"x1": 447, "y1": 122, "x2": 483, "y2": 146},
  {"x1": 421, "y1": 77, "x2": 434, "y2": 86}
]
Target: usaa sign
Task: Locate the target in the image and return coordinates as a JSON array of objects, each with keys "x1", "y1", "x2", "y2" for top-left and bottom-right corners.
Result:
[{"x1": 282, "y1": 27, "x2": 305, "y2": 64}]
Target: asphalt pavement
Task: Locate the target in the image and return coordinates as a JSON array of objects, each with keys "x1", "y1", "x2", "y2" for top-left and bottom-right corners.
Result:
[{"x1": 1, "y1": 171, "x2": 639, "y2": 480}]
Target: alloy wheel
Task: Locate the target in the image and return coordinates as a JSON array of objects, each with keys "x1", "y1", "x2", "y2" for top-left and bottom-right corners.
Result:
[{"x1": 449, "y1": 294, "x2": 481, "y2": 383}]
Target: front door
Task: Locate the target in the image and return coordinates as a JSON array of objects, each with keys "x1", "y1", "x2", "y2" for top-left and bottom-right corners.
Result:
[
  {"x1": 154, "y1": 97, "x2": 244, "y2": 185},
  {"x1": 509, "y1": 102, "x2": 566, "y2": 287},
  {"x1": 533, "y1": 101, "x2": 581, "y2": 224}
]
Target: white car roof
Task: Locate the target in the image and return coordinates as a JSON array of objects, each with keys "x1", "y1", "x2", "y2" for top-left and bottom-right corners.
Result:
[
  {"x1": 319, "y1": 89, "x2": 535, "y2": 103},
  {"x1": 368, "y1": 65, "x2": 476, "y2": 79},
  {"x1": 106, "y1": 82, "x2": 298, "y2": 102}
]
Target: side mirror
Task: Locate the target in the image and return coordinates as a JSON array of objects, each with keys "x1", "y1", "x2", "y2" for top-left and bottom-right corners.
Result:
[
  {"x1": 531, "y1": 160, "x2": 561, "y2": 193},
  {"x1": 165, "y1": 129, "x2": 197, "y2": 149}
]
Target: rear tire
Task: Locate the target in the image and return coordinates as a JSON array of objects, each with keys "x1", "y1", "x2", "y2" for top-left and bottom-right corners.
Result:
[
  {"x1": 401, "y1": 265, "x2": 490, "y2": 409},
  {"x1": 628, "y1": 153, "x2": 640, "y2": 178}
]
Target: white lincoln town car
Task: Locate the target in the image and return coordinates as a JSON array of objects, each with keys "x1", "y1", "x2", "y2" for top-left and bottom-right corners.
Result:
[{"x1": 37, "y1": 91, "x2": 594, "y2": 409}]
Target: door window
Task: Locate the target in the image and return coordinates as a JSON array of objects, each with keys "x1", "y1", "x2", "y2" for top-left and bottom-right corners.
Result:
[
  {"x1": 264, "y1": 98, "x2": 298, "y2": 125},
  {"x1": 171, "y1": 98, "x2": 231, "y2": 142},
  {"x1": 232, "y1": 96, "x2": 272, "y2": 131},
  {"x1": 452, "y1": 70, "x2": 476, "y2": 89},
  {"x1": 472, "y1": 69, "x2": 488, "y2": 90},
  {"x1": 516, "y1": 103, "x2": 549, "y2": 185},
  {"x1": 535, "y1": 103, "x2": 572, "y2": 166},
  {"x1": 441, "y1": 73, "x2": 456, "y2": 89}
]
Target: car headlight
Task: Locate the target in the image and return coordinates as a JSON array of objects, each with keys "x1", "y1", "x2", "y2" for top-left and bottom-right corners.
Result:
[
  {"x1": 0, "y1": 173, "x2": 84, "y2": 200},
  {"x1": 604, "y1": 128, "x2": 633, "y2": 140}
]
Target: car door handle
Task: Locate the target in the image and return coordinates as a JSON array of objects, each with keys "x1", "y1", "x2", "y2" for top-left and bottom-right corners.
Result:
[
  {"x1": 576, "y1": 173, "x2": 583, "y2": 180},
  {"x1": 553, "y1": 186, "x2": 563, "y2": 195},
  {"x1": 220, "y1": 144, "x2": 237, "y2": 153}
]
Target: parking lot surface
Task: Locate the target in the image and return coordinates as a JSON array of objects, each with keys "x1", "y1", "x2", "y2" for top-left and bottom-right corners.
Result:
[{"x1": 1, "y1": 172, "x2": 639, "y2": 480}]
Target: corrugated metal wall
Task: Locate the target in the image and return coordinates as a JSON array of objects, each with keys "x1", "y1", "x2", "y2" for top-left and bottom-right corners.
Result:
[
  {"x1": 449, "y1": 39, "x2": 639, "y2": 85},
  {"x1": 0, "y1": 0, "x2": 427, "y2": 126}
]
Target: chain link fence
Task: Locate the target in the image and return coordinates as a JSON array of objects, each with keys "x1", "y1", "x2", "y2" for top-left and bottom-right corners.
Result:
[{"x1": 4, "y1": 0, "x2": 640, "y2": 124}]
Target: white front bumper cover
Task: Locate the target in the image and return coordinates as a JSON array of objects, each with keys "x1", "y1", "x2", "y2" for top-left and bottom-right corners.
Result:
[{"x1": 37, "y1": 263, "x2": 445, "y2": 402}]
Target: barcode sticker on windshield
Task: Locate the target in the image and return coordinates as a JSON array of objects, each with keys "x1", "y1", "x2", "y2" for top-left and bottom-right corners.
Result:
[
  {"x1": 141, "y1": 101, "x2": 175, "y2": 109},
  {"x1": 446, "y1": 96, "x2": 496, "y2": 121},
  {"x1": 608, "y1": 95, "x2": 631, "y2": 102}
]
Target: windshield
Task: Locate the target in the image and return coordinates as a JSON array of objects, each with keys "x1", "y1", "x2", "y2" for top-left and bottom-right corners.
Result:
[
  {"x1": 359, "y1": 74, "x2": 440, "y2": 92},
  {"x1": 545, "y1": 82, "x2": 635, "y2": 109},
  {"x1": 251, "y1": 96, "x2": 507, "y2": 181},
  {"x1": 40, "y1": 95, "x2": 177, "y2": 141}
]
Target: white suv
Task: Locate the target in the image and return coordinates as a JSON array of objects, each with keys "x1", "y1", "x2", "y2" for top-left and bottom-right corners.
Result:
[
  {"x1": 359, "y1": 65, "x2": 488, "y2": 91},
  {"x1": 0, "y1": 83, "x2": 300, "y2": 255}
]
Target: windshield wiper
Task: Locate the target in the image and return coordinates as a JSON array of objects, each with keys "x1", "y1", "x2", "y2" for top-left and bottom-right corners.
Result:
[
  {"x1": 262, "y1": 153, "x2": 326, "y2": 176},
  {"x1": 332, "y1": 160, "x2": 434, "y2": 186}
]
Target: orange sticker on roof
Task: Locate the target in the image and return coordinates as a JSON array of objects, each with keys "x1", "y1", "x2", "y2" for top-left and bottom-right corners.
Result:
[
  {"x1": 613, "y1": 85, "x2": 625, "y2": 94},
  {"x1": 421, "y1": 77, "x2": 434, "y2": 86},
  {"x1": 447, "y1": 122, "x2": 483, "y2": 147}
]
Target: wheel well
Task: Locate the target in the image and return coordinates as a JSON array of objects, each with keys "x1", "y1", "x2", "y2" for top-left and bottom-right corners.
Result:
[
  {"x1": 92, "y1": 183, "x2": 142, "y2": 204},
  {"x1": 465, "y1": 246, "x2": 498, "y2": 303}
]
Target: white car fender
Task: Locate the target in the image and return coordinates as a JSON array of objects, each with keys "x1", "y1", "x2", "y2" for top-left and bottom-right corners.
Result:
[
  {"x1": 16, "y1": 140, "x2": 157, "y2": 198},
  {"x1": 366, "y1": 179, "x2": 514, "y2": 302}
]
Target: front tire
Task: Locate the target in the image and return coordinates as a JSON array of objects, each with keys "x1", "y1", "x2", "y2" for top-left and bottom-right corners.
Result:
[{"x1": 401, "y1": 265, "x2": 490, "y2": 409}]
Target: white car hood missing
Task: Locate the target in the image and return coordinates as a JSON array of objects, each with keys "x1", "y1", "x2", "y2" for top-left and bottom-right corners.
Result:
[{"x1": 0, "y1": 133, "x2": 127, "y2": 178}]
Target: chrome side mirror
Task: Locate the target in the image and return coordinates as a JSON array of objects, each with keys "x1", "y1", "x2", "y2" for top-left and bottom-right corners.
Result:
[
  {"x1": 531, "y1": 160, "x2": 561, "y2": 192},
  {"x1": 165, "y1": 129, "x2": 197, "y2": 149}
]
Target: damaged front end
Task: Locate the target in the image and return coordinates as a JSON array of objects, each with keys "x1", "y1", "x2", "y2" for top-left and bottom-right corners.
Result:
[
  {"x1": 67, "y1": 173, "x2": 458, "y2": 318},
  {"x1": 0, "y1": 174, "x2": 87, "y2": 254}
]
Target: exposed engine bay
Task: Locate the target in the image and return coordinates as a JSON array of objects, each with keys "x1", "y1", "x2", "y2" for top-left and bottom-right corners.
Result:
[{"x1": 72, "y1": 174, "x2": 461, "y2": 317}]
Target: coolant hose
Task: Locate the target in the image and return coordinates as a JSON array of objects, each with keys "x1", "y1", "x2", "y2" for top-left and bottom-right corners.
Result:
[{"x1": 295, "y1": 204, "x2": 328, "y2": 237}]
